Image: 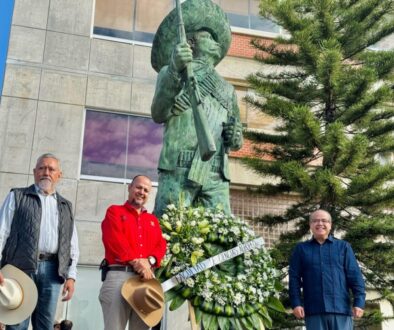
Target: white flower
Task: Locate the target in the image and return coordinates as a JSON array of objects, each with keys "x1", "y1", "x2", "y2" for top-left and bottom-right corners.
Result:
[
  {"x1": 185, "y1": 278, "x2": 195, "y2": 287},
  {"x1": 217, "y1": 297, "x2": 226, "y2": 306},
  {"x1": 191, "y1": 237, "x2": 204, "y2": 244},
  {"x1": 233, "y1": 293, "x2": 244, "y2": 305},
  {"x1": 158, "y1": 205, "x2": 280, "y2": 317},
  {"x1": 201, "y1": 289, "x2": 213, "y2": 301},
  {"x1": 230, "y1": 226, "x2": 240, "y2": 235}
]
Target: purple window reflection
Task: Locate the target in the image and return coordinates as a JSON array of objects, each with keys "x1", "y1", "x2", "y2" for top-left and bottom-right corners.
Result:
[
  {"x1": 81, "y1": 110, "x2": 163, "y2": 181},
  {"x1": 127, "y1": 116, "x2": 163, "y2": 180}
]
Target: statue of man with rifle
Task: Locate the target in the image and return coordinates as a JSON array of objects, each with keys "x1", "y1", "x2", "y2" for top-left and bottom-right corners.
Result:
[{"x1": 151, "y1": 0, "x2": 243, "y2": 217}]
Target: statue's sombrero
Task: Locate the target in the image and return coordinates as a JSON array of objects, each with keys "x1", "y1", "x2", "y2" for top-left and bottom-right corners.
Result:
[{"x1": 151, "y1": 0, "x2": 231, "y2": 73}]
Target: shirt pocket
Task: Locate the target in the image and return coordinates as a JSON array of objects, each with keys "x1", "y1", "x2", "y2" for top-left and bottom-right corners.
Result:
[
  {"x1": 302, "y1": 247, "x2": 320, "y2": 269},
  {"x1": 333, "y1": 250, "x2": 345, "y2": 269}
]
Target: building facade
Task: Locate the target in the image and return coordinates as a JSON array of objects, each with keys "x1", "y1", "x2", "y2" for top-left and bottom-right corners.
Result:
[{"x1": 0, "y1": 0, "x2": 392, "y2": 329}]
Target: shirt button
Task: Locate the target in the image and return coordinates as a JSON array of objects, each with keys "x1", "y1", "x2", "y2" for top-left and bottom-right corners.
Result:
[
  {"x1": 139, "y1": 235, "x2": 142, "y2": 238},
  {"x1": 140, "y1": 244, "x2": 143, "y2": 247}
]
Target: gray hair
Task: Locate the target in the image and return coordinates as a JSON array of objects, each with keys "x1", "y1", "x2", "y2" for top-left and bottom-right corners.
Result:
[
  {"x1": 35, "y1": 153, "x2": 62, "y2": 170},
  {"x1": 309, "y1": 209, "x2": 332, "y2": 222}
]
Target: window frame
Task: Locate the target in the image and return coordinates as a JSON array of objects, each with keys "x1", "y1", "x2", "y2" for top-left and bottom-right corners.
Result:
[
  {"x1": 79, "y1": 108, "x2": 162, "y2": 186},
  {"x1": 90, "y1": 0, "x2": 286, "y2": 46}
]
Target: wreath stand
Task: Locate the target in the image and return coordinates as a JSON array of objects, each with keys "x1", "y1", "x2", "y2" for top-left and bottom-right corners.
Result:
[{"x1": 188, "y1": 302, "x2": 200, "y2": 330}]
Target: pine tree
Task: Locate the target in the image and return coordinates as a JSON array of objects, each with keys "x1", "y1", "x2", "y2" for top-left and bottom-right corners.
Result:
[{"x1": 244, "y1": 0, "x2": 394, "y2": 327}]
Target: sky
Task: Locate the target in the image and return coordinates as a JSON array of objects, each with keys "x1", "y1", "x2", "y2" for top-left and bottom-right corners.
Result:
[{"x1": 0, "y1": 0, "x2": 14, "y2": 97}]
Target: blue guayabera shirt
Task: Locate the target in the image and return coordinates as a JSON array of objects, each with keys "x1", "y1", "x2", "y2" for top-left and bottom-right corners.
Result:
[{"x1": 289, "y1": 235, "x2": 366, "y2": 316}]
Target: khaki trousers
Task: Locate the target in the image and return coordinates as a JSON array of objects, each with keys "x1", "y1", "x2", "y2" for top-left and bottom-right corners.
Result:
[{"x1": 99, "y1": 271, "x2": 150, "y2": 330}]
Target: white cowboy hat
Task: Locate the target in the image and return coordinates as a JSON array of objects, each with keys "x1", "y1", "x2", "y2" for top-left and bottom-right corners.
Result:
[
  {"x1": 0, "y1": 264, "x2": 38, "y2": 325},
  {"x1": 121, "y1": 277, "x2": 164, "y2": 327}
]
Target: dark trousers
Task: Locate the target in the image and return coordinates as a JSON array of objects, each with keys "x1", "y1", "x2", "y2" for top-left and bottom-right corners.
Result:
[{"x1": 305, "y1": 314, "x2": 353, "y2": 330}]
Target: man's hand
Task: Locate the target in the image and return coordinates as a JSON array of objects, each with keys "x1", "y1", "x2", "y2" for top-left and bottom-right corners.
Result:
[
  {"x1": 130, "y1": 259, "x2": 155, "y2": 281},
  {"x1": 0, "y1": 271, "x2": 4, "y2": 285},
  {"x1": 170, "y1": 43, "x2": 193, "y2": 73},
  {"x1": 293, "y1": 306, "x2": 305, "y2": 319},
  {"x1": 62, "y1": 279, "x2": 75, "y2": 301},
  {"x1": 352, "y1": 307, "x2": 364, "y2": 318}
]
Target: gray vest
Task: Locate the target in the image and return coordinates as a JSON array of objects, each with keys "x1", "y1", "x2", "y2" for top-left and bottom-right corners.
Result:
[{"x1": 1, "y1": 185, "x2": 74, "y2": 280}]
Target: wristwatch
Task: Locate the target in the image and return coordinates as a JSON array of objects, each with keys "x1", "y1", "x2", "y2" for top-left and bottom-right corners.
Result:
[{"x1": 148, "y1": 256, "x2": 156, "y2": 267}]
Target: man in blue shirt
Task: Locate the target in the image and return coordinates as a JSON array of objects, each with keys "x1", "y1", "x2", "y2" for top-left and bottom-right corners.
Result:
[{"x1": 289, "y1": 209, "x2": 365, "y2": 329}]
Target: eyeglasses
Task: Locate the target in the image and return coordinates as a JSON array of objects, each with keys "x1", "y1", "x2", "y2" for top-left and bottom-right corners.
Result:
[{"x1": 311, "y1": 219, "x2": 331, "y2": 224}]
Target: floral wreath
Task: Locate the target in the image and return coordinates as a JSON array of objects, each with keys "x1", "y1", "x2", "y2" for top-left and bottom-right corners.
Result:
[{"x1": 157, "y1": 204, "x2": 284, "y2": 330}]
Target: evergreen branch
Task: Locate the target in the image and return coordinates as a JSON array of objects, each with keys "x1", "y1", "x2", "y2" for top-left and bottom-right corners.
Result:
[
  {"x1": 337, "y1": 86, "x2": 391, "y2": 125},
  {"x1": 347, "y1": 164, "x2": 394, "y2": 195},
  {"x1": 357, "y1": 50, "x2": 394, "y2": 79},
  {"x1": 254, "y1": 70, "x2": 308, "y2": 81},
  {"x1": 368, "y1": 108, "x2": 394, "y2": 122},
  {"x1": 243, "y1": 130, "x2": 290, "y2": 144},
  {"x1": 366, "y1": 120, "x2": 394, "y2": 138},
  {"x1": 351, "y1": 187, "x2": 394, "y2": 207},
  {"x1": 344, "y1": 22, "x2": 394, "y2": 59},
  {"x1": 339, "y1": 0, "x2": 387, "y2": 30}
]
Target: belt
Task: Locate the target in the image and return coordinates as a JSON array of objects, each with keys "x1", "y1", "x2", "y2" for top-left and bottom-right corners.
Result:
[
  {"x1": 177, "y1": 151, "x2": 222, "y2": 172},
  {"x1": 38, "y1": 253, "x2": 57, "y2": 261},
  {"x1": 108, "y1": 265, "x2": 135, "y2": 273}
]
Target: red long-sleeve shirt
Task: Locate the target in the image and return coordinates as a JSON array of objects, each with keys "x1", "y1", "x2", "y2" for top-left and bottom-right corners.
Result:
[{"x1": 101, "y1": 202, "x2": 167, "y2": 266}]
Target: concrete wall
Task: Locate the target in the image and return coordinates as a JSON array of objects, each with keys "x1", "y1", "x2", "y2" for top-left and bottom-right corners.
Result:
[{"x1": 0, "y1": 0, "x2": 273, "y2": 267}]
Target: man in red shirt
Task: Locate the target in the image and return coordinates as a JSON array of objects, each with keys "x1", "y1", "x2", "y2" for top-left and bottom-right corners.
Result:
[{"x1": 99, "y1": 175, "x2": 167, "y2": 330}]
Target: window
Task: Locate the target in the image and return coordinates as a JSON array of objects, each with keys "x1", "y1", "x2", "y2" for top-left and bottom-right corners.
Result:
[
  {"x1": 214, "y1": 0, "x2": 279, "y2": 33},
  {"x1": 93, "y1": 0, "x2": 173, "y2": 43},
  {"x1": 0, "y1": 0, "x2": 14, "y2": 99},
  {"x1": 93, "y1": 0, "x2": 280, "y2": 44},
  {"x1": 235, "y1": 86, "x2": 276, "y2": 132},
  {"x1": 81, "y1": 110, "x2": 163, "y2": 182}
]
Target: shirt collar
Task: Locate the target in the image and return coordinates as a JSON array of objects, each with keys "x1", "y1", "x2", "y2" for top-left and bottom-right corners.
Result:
[
  {"x1": 123, "y1": 201, "x2": 147, "y2": 214},
  {"x1": 34, "y1": 184, "x2": 57, "y2": 198},
  {"x1": 310, "y1": 234, "x2": 333, "y2": 244}
]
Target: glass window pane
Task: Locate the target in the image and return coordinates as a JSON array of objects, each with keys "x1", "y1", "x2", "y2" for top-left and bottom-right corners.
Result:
[
  {"x1": 135, "y1": 0, "x2": 172, "y2": 33},
  {"x1": 94, "y1": 0, "x2": 134, "y2": 39},
  {"x1": 250, "y1": 0, "x2": 279, "y2": 32},
  {"x1": 81, "y1": 110, "x2": 163, "y2": 182},
  {"x1": 81, "y1": 111, "x2": 128, "y2": 178},
  {"x1": 126, "y1": 116, "x2": 163, "y2": 181},
  {"x1": 221, "y1": 0, "x2": 248, "y2": 15},
  {"x1": 133, "y1": 0, "x2": 172, "y2": 43},
  {"x1": 221, "y1": 0, "x2": 249, "y2": 28}
]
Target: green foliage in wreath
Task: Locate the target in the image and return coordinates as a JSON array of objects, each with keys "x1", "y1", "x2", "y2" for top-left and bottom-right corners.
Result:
[{"x1": 156, "y1": 204, "x2": 285, "y2": 330}]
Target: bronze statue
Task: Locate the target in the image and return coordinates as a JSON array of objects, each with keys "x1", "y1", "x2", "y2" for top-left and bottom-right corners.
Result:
[{"x1": 151, "y1": 0, "x2": 243, "y2": 217}]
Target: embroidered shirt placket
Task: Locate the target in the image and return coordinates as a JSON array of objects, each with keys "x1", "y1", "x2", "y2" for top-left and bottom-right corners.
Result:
[{"x1": 137, "y1": 214, "x2": 143, "y2": 258}]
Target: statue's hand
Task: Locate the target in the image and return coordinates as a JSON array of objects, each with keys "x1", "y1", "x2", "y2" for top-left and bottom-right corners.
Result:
[
  {"x1": 223, "y1": 120, "x2": 243, "y2": 149},
  {"x1": 170, "y1": 42, "x2": 193, "y2": 73}
]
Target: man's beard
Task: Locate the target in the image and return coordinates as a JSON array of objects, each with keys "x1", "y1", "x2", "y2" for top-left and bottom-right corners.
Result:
[{"x1": 38, "y1": 178, "x2": 53, "y2": 193}]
